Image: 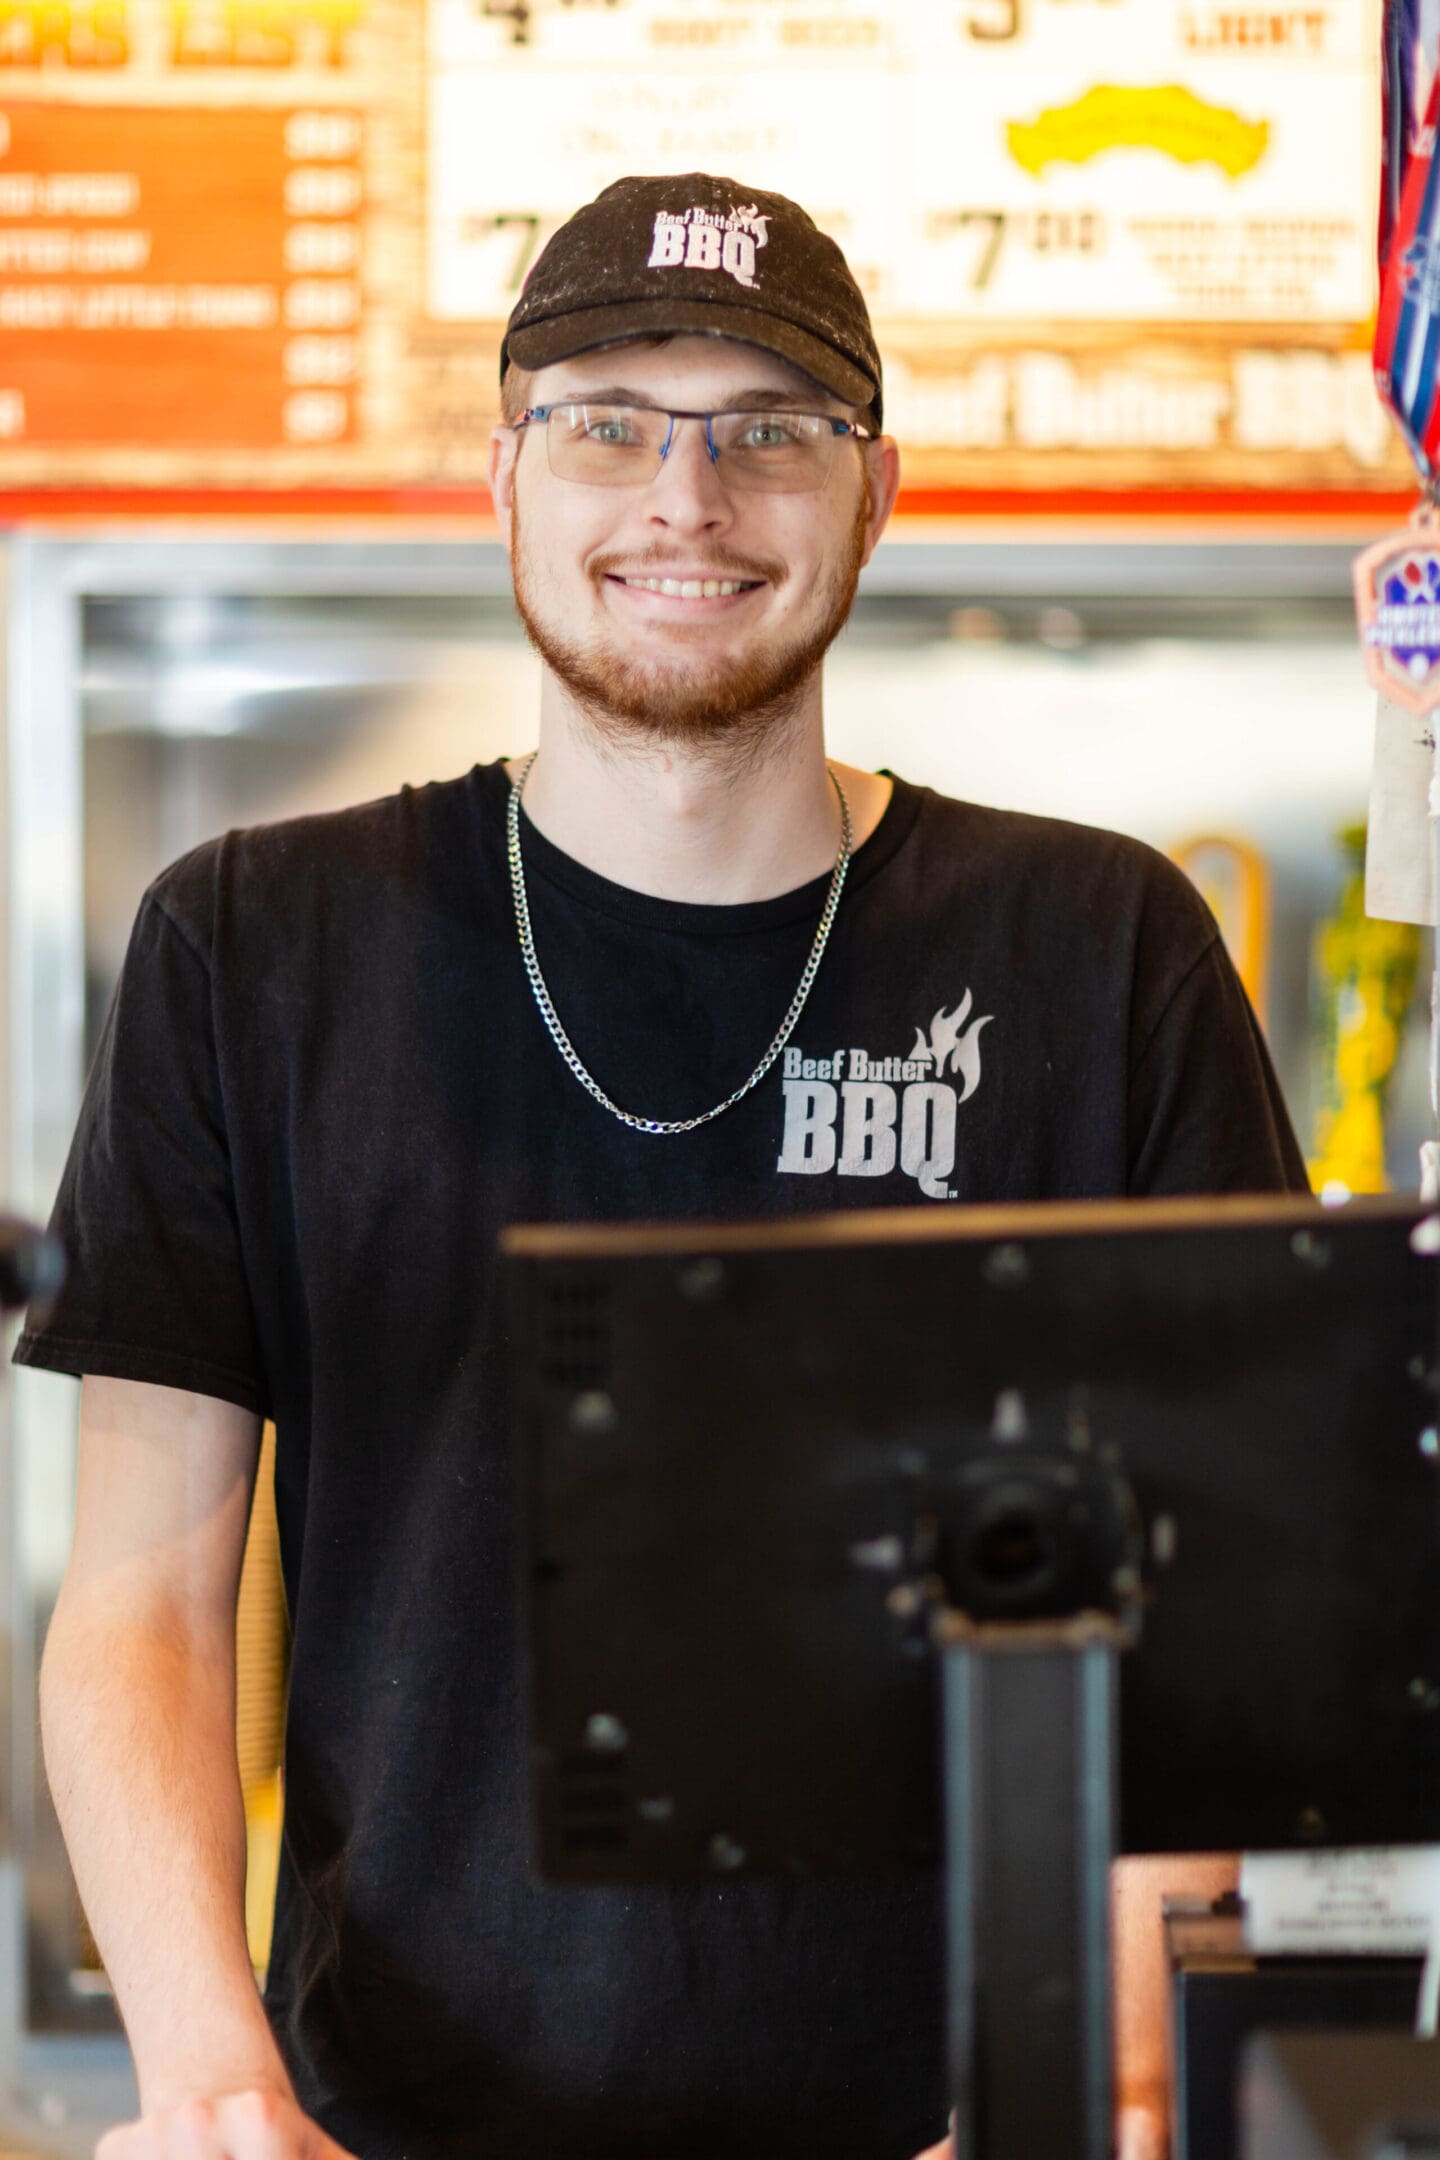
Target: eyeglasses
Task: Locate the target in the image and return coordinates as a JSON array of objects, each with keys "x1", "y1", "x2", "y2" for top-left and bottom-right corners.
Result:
[{"x1": 514, "y1": 402, "x2": 876, "y2": 494}]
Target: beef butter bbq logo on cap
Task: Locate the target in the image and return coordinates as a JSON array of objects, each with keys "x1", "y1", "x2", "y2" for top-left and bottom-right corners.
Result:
[
  {"x1": 776, "y1": 995, "x2": 993, "y2": 1202},
  {"x1": 647, "y1": 204, "x2": 770, "y2": 289}
]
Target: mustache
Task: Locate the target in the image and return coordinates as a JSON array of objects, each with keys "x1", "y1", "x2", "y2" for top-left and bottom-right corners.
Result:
[{"x1": 590, "y1": 545, "x2": 786, "y2": 586}]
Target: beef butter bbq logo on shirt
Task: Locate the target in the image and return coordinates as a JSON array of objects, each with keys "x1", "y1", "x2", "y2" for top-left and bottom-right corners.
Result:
[
  {"x1": 647, "y1": 205, "x2": 770, "y2": 289},
  {"x1": 776, "y1": 995, "x2": 992, "y2": 1201}
]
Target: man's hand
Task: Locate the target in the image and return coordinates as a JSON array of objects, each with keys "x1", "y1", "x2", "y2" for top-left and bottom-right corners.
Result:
[
  {"x1": 97, "y1": 2089, "x2": 360, "y2": 2160},
  {"x1": 909, "y1": 2102, "x2": 1165, "y2": 2160}
]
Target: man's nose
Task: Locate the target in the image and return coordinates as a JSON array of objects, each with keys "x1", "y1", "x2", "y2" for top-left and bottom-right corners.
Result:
[{"x1": 643, "y1": 416, "x2": 733, "y2": 528}]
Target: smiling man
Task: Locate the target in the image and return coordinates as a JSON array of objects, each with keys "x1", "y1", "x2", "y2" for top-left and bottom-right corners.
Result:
[
  {"x1": 20, "y1": 174, "x2": 1306, "y2": 2160},
  {"x1": 507, "y1": 380, "x2": 872, "y2": 740}
]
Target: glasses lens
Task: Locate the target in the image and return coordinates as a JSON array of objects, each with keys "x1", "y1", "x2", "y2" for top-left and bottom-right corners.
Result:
[
  {"x1": 546, "y1": 404, "x2": 666, "y2": 485},
  {"x1": 539, "y1": 405, "x2": 841, "y2": 492},
  {"x1": 712, "y1": 411, "x2": 833, "y2": 493}
]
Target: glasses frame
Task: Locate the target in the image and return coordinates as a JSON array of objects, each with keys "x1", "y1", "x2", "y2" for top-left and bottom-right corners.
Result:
[{"x1": 513, "y1": 402, "x2": 877, "y2": 490}]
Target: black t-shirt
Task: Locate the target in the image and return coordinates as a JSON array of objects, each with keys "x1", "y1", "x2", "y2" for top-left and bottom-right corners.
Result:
[{"x1": 16, "y1": 764, "x2": 1306, "y2": 2160}]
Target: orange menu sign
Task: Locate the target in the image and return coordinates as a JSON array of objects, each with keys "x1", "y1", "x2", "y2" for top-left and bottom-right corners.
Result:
[{"x1": 0, "y1": 102, "x2": 361, "y2": 448}]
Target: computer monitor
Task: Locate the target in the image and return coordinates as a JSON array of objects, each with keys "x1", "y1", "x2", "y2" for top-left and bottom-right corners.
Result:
[{"x1": 503, "y1": 1192, "x2": 1440, "y2": 2160}]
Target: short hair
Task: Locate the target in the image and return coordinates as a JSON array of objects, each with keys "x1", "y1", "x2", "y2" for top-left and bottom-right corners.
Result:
[
  {"x1": 500, "y1": 335, "x2": 851, "y2": 427},
  {"x1": 500, "y1": 360, "x2": 533, "y2": 425},
  {"x1": 501, "y1": 337, "x2": 679, "y2": 425}
]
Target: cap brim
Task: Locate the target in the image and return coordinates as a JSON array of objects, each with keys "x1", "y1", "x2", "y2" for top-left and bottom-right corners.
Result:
[{"x1": 505, "y1": 297, "x2": 877, "y2": 412}]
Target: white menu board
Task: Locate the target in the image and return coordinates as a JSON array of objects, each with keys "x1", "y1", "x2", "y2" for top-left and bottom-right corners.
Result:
[{"x1": 428, "y1": 0, "x2": 1380, "y2": 327}]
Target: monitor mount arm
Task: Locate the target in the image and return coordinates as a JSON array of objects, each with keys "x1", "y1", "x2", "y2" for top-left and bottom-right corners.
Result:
[{"x1": 908, "y1": 1424, "x2": 1145, "y2": 2160}]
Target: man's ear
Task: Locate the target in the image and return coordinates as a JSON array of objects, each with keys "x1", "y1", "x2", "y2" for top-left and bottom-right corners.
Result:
[
  {"x1": 489, "y1": 425, "x2": 519, "y2": 549},
  {"x1": 859, "y1": 435, "x2": 901, "y2": 568}
]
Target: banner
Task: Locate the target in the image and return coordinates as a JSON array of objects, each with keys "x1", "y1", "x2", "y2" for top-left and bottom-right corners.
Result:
[{"x1": 0, "y1": 0, "x2": 1416, "y2": 499}]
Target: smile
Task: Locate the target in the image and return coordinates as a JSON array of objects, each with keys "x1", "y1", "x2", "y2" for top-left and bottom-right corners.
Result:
[{"x1": 613, "y1": 576, "x2": 762, "y2": 599}]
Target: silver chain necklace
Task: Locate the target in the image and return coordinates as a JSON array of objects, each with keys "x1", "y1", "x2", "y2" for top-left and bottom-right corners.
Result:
[{"x1": 506, "y1": 751, "x2": 853, "y2": 1136}]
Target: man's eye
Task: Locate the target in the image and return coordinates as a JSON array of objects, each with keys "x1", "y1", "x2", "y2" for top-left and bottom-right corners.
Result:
[
  {"x1": 740, "y1": 420, "x2": 799, "y2": 449},
  {"x1": 585, "y1": 417, "x2": 639, "y2": 446}
]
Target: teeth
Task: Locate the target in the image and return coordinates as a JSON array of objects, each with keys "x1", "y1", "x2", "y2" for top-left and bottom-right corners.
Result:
[{"x1": 621, "y1": 576, "x2": 752, "y2": 597}]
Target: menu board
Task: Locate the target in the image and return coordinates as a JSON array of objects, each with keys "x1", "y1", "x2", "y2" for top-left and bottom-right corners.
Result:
[
  {"x1": 0, "y1": 103, "x2": 361, "y2": 448},
  {"x1": 0, "y1": 0, "x2": 1417, "y2": 502},
  {"x1": 0, "y1": 0, "x2": 394, "y2": 487},
  {"x1": 416, "y1": 0, "x2": 1411, "y2": 499},
  {"x1": 428, "y1": 0, "x2": 1375, "y2": 330}
]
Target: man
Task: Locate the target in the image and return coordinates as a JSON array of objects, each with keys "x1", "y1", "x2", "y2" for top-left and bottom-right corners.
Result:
[{"x1": 17, "y1": 173, "x2": 1306, "y2": 2160}]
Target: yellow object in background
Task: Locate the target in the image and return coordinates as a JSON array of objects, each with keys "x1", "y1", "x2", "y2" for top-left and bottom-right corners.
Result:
[
  {"x1": 1005, "y1": 84, "x2": 1270, "y2": 180},
  {"x1": 237, "y1": 1422, "x2": 288, "y2": 1975},
  {"x1": 244, "y1": 1771, "x2": 284, "y2": 1975},
  {"x1": 1308, "y1": 825, "x2": 1422, "y2": 1196},
  {"x1": 1170, "y1": 835, "x2": 1272, "y2": 1029}
]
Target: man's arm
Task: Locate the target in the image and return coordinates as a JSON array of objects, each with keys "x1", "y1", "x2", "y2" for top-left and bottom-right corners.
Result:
[
  {"x1": 42, "y1": 1375, "x2": 348, "y2": 2155},
  {"x1": 1112, "y1": 1852, "x2": 1239, "y2": 2155}
]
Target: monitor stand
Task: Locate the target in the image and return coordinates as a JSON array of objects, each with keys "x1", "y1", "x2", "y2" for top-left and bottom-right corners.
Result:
[
  {"x1": 922, "y1": 1432, "x2": 1141, "y2": 2160},
  {"x1": 940, "y1": 1613, "x2": 1122, "y2": 2160}
]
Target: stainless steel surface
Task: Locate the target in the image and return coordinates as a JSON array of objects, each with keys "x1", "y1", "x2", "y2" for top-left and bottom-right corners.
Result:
[{"x1": 2, "y1": 531, "x2": 132, "y2": 2152}]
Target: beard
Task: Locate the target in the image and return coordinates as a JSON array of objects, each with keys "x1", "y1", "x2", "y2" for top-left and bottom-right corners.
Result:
[{"x1": 509, "y1": 481, "x2": 869, "y2": 764}]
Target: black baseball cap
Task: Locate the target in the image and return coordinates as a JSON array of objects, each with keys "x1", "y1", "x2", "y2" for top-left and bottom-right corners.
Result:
[{"x1": 501, "y1": 173, "x2": 883, "y2": 425}]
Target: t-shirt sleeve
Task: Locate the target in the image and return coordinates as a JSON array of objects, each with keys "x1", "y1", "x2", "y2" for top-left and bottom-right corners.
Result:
[
  {"x1": 1127, "y1": 929, "x2": 1310, "y2": 1198},
  {"x1": 11, "y1": 884, "x2": 266, "y2": 1415}
]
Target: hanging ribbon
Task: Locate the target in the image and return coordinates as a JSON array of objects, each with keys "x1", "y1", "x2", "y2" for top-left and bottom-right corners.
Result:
[
  {"x1": 1375, "y1": 0, "x2": 1440, "y2": 478},
  {"x1": 1355, "y1": 4, "x2": 1440, "y2": 713},
  {"x1": 1380, "y1": 0, "x2": 1433, "y2": 279}
]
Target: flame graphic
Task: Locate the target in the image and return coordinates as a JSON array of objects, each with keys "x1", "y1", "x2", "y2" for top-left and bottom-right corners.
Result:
[{"x1": 909, "y1": 994, "x2": 992, "y2": 1104}]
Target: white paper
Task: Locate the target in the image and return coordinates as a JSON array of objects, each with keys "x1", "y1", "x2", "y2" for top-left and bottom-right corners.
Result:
[
  {"x1": 1241, "y1": 1847, "x2": 1440, "y2": 1956},
  {"x1": 1366, "y1": 695, "x2": 1438, "y2": 928},
  {"x1": 427, "y1": 0, "x2": 1377, "y2": 324}
]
